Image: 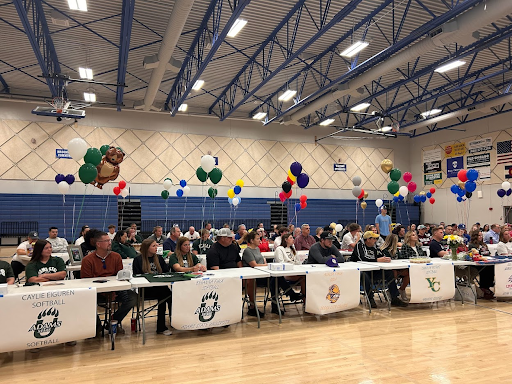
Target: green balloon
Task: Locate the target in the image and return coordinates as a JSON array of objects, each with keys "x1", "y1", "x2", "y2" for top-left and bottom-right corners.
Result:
[
  {"x1": 208, "y1": 187, "x2": 218, "y2": 199},
  {"x1": 389, "y1": 168, "x2": 402, "y2": 182},
  {"x1": 84, "y1": 148, "x2": 102, "y2": 166},
  {"x1": 161, "y1": 190, "x2": 169, "y2": 199},
  {"x1": 164, "y1": 177, "x2": 172, "y2": 182},
  {"x1": 79, "y1": 163, "x2": 98, "y2": 184},
  {"x1": 208, "y1": 168, "x2": 223, "y2": 184},
  {"x1": 196, "y1": 167, "x2": 208, "y2": 183},
  {"x1": 387, "y1": 180, "x2": 399, "y2": 195},
  {"x1": 100, "y1": 144, "x2": 110, "y2": 156}
]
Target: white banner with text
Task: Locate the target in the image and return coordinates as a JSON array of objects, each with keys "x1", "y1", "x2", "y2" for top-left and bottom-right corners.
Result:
[
  {"x1": 409, "y1": 263, "x2": 455, "y2": 303},
  {"x1": 494, "y1": 262, "x2": 512, "y2": 297}
]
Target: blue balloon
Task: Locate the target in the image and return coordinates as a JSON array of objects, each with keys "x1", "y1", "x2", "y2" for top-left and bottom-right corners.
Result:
[
  {"x1": 398, "y1": 195, "x2": 404, "y2": 201},
  {"x1": 176, "y1": 189, "x2": 184, "y2": 197},
  {"x1": 426, "y1": 192, "x2": 432, "y2": 198},
  {"x1": 466, "y1": 169, "x2": 479, "y2": 181},
  {"x1": 237, "y1": 197, "x2": 242, "y2": 204},
  {"x1": 465, "y1": 181, "x2": 477, "y2": 193},
  {"x1": 180, "y1": 179, "x2": 187, "y2": 188},
  {"x1": 234, "y1": 185, "x2": 242, "y2": 194},
  {"x1": 508, "y1": 189, "x2": 512, "y2": 197},
  {"x1": 450, "y1": 184, "x2": 459, "y2": 194},
  {"x1": 65, "y1": 174, "x2": 75, "y2": 185},
  {"x1": 457, "y1": 188, "x2": 465, "y2": 197},
  {"x1": 421, "y1": 195, "x2": 427, "y2": 203},
  {"x1": 295, "y1": 203, "x2": 301, "y2": 212},
  {"x1": 457, "y1": 196, "x2": 463, "y2": 202},
  {"x1": 55, "y1": 174, "x2": 65, "y2": 184},
  {"x1": 498, "y1": 189, "x2": 506, "y2": 198},
  {"x1": 413, "y1": 195, "x2": 421, "y2": 203},
  {"x1": 393, "y1": 196, "x2": 399, "y2": 202},
  {"x1": 228, "y1": 197, "x2": 233, "y2": 205}
]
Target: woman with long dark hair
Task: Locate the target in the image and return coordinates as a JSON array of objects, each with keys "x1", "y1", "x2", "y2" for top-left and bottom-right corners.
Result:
[
  {"x1": 25, "y1": 240, "x2": 66, "y2": 283},
  {"x1": 112, "y1": 230, "x2": 138, "y2": 259},
  {"x1": 169, "y1": 237, "x2": 206, "y2": 272}
]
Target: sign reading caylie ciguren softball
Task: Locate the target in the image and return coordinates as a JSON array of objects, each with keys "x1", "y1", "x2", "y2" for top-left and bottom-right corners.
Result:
[
  {"x1": 0, "y1": 287, "x2": 96, "y2": 352},
  {"x1": 409, "y1": 263, "x2": 455, "y2": 304},
  {"x1": 171, "y1": 277, "x2": 242, "y2": 330}
]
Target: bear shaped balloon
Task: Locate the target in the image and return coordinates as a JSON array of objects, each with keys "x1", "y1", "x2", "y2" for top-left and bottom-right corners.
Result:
[{"x1": 91, "y1": 146, "x2": 125, "y2": 189}]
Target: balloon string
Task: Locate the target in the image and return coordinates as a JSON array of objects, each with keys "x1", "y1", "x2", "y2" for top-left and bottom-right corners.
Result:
[
  {"x1": 72, "y1": 196, "x2": 76, "y2": 239},
  {"x1": 63, "y1": 195, "x2": 66, "y2": 240},
  {"x1": 120, "y1": 195, "x2": 125, "y2": 230},
  {"x1": 73, "y1": 185, "x2": 88, "y2": 240},
  {"x1": 213, "y1": 195, "x2": 216, "y2": 226},
  {"x1": 165, "y1": 199, "x2": 168, "y2": 232},
  {"x1": 183, "y1": 196, "x2": 187, "y2": 229},
  {"x1": 355, "y1": 200, "x2": 358, "y2": 224},
  {"x1": 201, "y1": 182, "x2": 206, "y2": 230},
  {"x1": 103, "y1": 195, "x2": 110, "y2": 232}
]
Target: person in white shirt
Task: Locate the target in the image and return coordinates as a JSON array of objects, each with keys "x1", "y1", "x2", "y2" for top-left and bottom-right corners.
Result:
[
  {"x1": 11, "y1": 231, "x2": 39, "y2": 278},
  {"x1": 183, "y1": 226, "x2": 200, "y2": 241},
  {"x1": 341, "y1": 223, "x2": 361, "y2": 250},
  {"x1": 496, "y1": 228, "x2": 512, "y2": 255},
  {"x1": 75, "y1": 225, "x2": 90, "y2": 246},
  {"x1": 273, "y1": 233, "x2": 305, "y2": 301},
  {"x1": 46, "y1": 227, "x2": 68, "y2": 253},
  {"x1": 107, "y1": 224, "x2": 116, "y2": 240},
  {"x1": 273, "y1": 226, "x2": 289, "y2": 248}
]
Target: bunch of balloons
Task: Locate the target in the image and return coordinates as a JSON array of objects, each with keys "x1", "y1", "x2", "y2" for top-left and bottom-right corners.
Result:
[
  {"x1": 55, "y1": 173, "x2": 75, "y2": 195},
  {"x1": 449, "y1": 168, "x2": 479, "y2": 202},
  {"x1": 68, "y1": 138, "x2": 98, "y2": 185},
  {"x1": 113, "y1": 180, "x2": 129, "y2": 198},
  {"x1": 196, "y1": 155, "x2": 223, "y2": 185},
  {"x1": 176, "y1": 179, "x2": 190, "y2": 197},
  {"x1": 351, "y1": 175, "x2": 368, "y2": 209},
  {"x1": 497, "y1": 181, "x2": 512, "y2": 198},
  {"x1": 294, "y1": 195, "x2": 308, "y2": 212},
  {"x1": 413, "y1": 187, "x2": 435, "y2": 204},
  {"x1": 279, "y1": 161, "x2": 309, "y2": 202},
  {"x1": 227, "y1": 179, "x2": 244, "y2": 206},
  {"x1": 161, "y1": 178, "x2": 173, "y2": 199}
]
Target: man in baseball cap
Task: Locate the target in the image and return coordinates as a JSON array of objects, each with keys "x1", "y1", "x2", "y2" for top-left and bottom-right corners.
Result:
[
  {"x1": 306, "y1": 231, "x2": 345, "y2": 264},
  {"x1": 11, "y1": 231, "x2": 39, "y2": 279},
  {"x1": 417, "y1": 225, "x2": 431, "y2": 246}
]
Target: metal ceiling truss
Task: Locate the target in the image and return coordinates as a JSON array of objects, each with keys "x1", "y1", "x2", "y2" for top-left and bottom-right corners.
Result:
[
  {"x1": 13, "y1": 0, "x2": 64, "y2": 97},
  {"x1": 165, "y1": 0, "x2": 251, "y2": 115},
  {"x1": 209, "y1": 0, "x2": 368, "y2": 121},
  {"x1": 116, "y1": 0, "x2": 135, "y2": 110},
  {"x1": 260, "y1": 0, "x2": 481, "y2": 126}
]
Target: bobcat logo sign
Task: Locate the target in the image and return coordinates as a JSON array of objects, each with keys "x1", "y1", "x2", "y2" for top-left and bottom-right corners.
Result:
[
  {"x1": 326, "y1": 284, "x2": 341, "y2": 303},
  {"x1": 28, "y1": 307, "x2": 62, "y2": 338},
  {"x1": 195, "y1": 291, "x2": 220, "y2": 322},
  {"x1": 426, "y1": 277, "x2": 441, "y2": 292}
]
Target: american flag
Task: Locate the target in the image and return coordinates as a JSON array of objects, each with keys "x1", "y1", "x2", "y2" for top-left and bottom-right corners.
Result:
[{"x1": 497, "y1": 140, "x2": 512, "y2": 164}]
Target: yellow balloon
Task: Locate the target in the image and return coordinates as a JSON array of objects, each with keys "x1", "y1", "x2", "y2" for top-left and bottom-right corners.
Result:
[
  {"x1": 361, "y1": 202, "x2": 367, "y2": 209},
  {"x1": 381, "y1": 159, "x2": 393, "y2": 174},
  {"x1": 457, "y1": 181, "x2": 465, "y2": 190},
  {"x1": 288, "y1": 170, "x2": 297, "y2": 182},
  {"x1": 236, "y1": 179, "x2": 244, "y2": 188},
  {"x1": 363, "y1": 192, "x2": 369, "y2": 199},
  {"x1": 227, "y1": 189, "x2": 235, "y2": 198},
  {"x1": 394, "y1": 191, "x2": 400, "y2": 197},
  {"x1": 330, "y1": 222, "x2": 336, "y2": 229},
  {"x1": 419, "y1": 191, "x2": 426, "y2": 196}
]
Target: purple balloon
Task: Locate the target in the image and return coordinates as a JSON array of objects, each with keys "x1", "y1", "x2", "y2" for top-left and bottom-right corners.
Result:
[
  {"x1": 497, "y1": 189, "x2": 506, "y2": 198},
  {"x1": 296, "y1": 173, "x2": 309, "y2": 189},
  {"x1": 55, "y1": 174, "x2": 65, "y2": 184},
  {"x1": 290, "y1": 162, "x2": 302, "y2": 177},
  {"x1": 65, "y1": 174, "x2": 75, "y2": 185},
  {"x1": 508, "y1": 189, "x2": 512, "y2": 196}
]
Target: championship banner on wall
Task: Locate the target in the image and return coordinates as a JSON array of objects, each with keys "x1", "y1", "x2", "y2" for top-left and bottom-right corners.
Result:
[
  {"x1": 0, "y1": 287, "x2": 96, "y2": 352},
  {"x1": 171, "y1": 277, "x2": 242, "y2": 330},
  {"x1": 409, "y1": 263, "x2": 455, "y2": 303},
  {"x1": 305, "y1": 269, "x2": 360, "y2": 315},
  {"x1": 494, "y1": 262, "x2": 512, "y2": 297},
  {"x1": 468, "y1": 137, "x2": 492, "y2": 154}
]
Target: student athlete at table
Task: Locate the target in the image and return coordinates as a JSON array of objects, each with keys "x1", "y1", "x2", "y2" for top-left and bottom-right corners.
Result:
[
  {"x1": 307, "y1": 232, "x2": 345, "y2": 264},
  {"x1": 273, "y1": 233, "x2": 306, "y2": 301},
  {"x1": 429, "y1": 226, "x2": 449, "y2": 258},
  {"x1": 112, "y1": 230, "x2": 138, "y2": 259},
  {"x1": 0, "y1": 259, "x2": 14, "y2": 284},
  {"x1": 351, "y1": 231, "x2": 408, "y2": 308},
  {"x1": 467, "y1": 229, "x2": 495, "y2": 300},
  {"x1": 81, "y1": 231, "x2": 137, "y2": 334},
  {"x1": 169, "y1": 237, "x2": 206, "y2": 273},
  {"x1": 206, "y1": 228, "x2": 242, "y2": 270},
  {"x1": 133, "y1": 239, "x2": 173, "y2": 336},
  {"x1": 25, "y1": 240, "x2": 66, "y2": 284}
]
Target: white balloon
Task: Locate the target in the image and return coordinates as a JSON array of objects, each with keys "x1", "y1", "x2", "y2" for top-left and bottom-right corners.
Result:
[
  {"x1": 335, "y1": 224, "x2": 343, "y2": 233},
  {"x1": 201, "y1": 155, "x2": 216, "y2": 173},
  {"x1": 399, "y1": 185, "x2": 409, "y2": 197},
  {"x1": 183, "y1": 186, "x2": 191, "y2": 196},
  {"x1": 232, "y1": 197, "x2": 240, "y2": 206},
  {"x1": 121, "y1": 188, "x2": 129, "y2": 198},
  {"x1": 375, "y1": 199, "x2": 383, "y2": 207},
  {"x1": 502, "y1": 181, "x2": 511, "y2": 191},
  {"x1": 163, "y1": 179, "x2": 173, "y2": 190},
  {"x1": 57, "y1": 181, "x2": 69, "y2": 195},
  {"x1": 67, "y1": 138, "x2": 88, "y2": 160}
]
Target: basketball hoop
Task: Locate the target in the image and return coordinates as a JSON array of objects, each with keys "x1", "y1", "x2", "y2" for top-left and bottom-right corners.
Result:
[{"x1": 52, "y1": 97, "x2": 65, "y2": 114}]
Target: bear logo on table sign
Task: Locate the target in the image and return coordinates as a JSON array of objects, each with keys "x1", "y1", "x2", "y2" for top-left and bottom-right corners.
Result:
[
  {"x1": 326, "y1": 284, "x2": 340, "y2": 303},
  {"x1": 28, "y1": 307, "x2": 62, "y2": 339},
  {"x1": 195, "y1": 291, "x2": 220, "y2": 322},
  {"x1": 425, "y1": 277, "x2": 441, "y2": 292}
]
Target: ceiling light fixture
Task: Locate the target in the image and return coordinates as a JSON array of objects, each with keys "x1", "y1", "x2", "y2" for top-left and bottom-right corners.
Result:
[
  {"x1": 68, "y1": 0, "x2": 87, "y2": 11},
  {"x1": 434, "y1": 60, "x2": 466, "y2": 73},
  {"x1": 83, "y1": 92, "x2": 96, "y2": 102},
  {"x1": 227, "y1": 19, "x2": 247, "y2": 38},
  {"x1": 178, "y1": 104, "x2": 188, "y2": 112},
  {"x1": 340, "y1": 41, "x2": 369, "y2": 58},
  {"x1": 192, "y1": 80, "x2": 204, "y2": 90},
  {"x1": 379, "y1": 126, "x2": 393, "y2": 132},
  {"x1": 350, "y1": 102, "x2": 371, "y2": 112},
  {"x1": 319, "y1": 118, "x2": 335, "y2": 126},
  {"x1": 78, "y1": 67, "x2": 93, "y2": 80},
  {"x1": 252, "y1": 112, "x2": 267, "y2": 120},
  {"x1": 420, "y1": 108, "x2": 442, "y2": 118},
  {"x1": 278, "y1": 89, "x2": 297, "y2": 102}
]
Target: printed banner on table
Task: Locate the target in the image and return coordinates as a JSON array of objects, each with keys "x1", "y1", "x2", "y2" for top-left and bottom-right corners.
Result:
[
  {"x1": 305, "y1": 268, "x2": 360, "y2": 315},
  {"x1": 424, "y1": 172, "x2": 442, "y2": 185},
  {"x1": 468, "y1": 137, "x2": 492, "y2": 154},
  {"x1": 494, "y1": 262, "x2": 512, "y2": 297},
  {"x1": 0, "y1": 287, "x2": 96, "y2": 352},
  {"x1": 467, "y1": 153, "x2": 490, "y2": 168},
  {"x1": 423, "y1": 148, "x2": 442, "y2": 163},
  {"x1": 171, "y1": 277, "x2": 242, "y2": 330},
  {"x1": 446, "y1": 156, "x2": 464, "y2": 178},
  {"x1": 423, "y1": 160, "x2": 442, "y2": 173},
  {"x1": 444, "y1": 143, "x2": 466, "y2": 158},
  {"x1": 409, "y1": 263, "x2": 455, "y2": 303}
]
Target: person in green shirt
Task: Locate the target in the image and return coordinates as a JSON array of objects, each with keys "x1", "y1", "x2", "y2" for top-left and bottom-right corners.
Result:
[
  {"x1": 192, "y1": 229, "x2": 214, "y2": 255},
  {"x1": 0, "y1": 260, "x2": 14, "y2": 284},
  {"x1": 169, "y1": 237, "x2": 206, "y2": 273},
  {"x1": 129, "y1": 224, "x2": 143, "y2": 243},
  {"x1": 112, "y1": 230, "x2": 138, "y2": 259},
  {"x1": 25, "y1": 240, "x2": 66, "y2": 283}
]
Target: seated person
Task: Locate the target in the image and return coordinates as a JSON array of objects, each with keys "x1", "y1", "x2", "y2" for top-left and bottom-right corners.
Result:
[
  {"x1": 323, "y1": 226, "x2": 341, "y2": 249},
  {"x1": 294, "y1": 224, "x2": 316, "y2": 251},
  {"x1": 307, "y1": 232, "x2": 344, "y2": 264},
  {"x1": 392, "y1": 225, "x2": 406, "y2": 247},
  {"x1": 0, "y1": 259, "x2": 15, "y2": 284},
  {"x1": 25, "y1": 240, "x2": 66, "y2": 283},
  {"x1": 129, "y1": 223, "x2": 143, "y2": 243},
  {"x1": 146, "y1": 226, "x2": 167, "y2": 245},
  {"x1": 399, "y1": 231, "x2": 427, "y2": 259},
  {"x1": 242, "y1": 231, "x2": 268, "y2": 317},
  {"x1": 107, "y1": 224, "x2": 116, "y2": 240},
  {"x1": 46, "y1": 227, "x2": 69, "y2": 253},
  {"x1": 11, "y1": 231, "x2": 39, "y2": 279},
  {"x1": 166, "y1": 224, "x2": 182, "y2": 239},
  {"x1": 81, "y1": 228, "x2": 101, "y2": 257},
  {"x1": 81, "y1": 231, "x2": 137, "y2": 334},
  {"x1": 163, "y1": 226, "x2": 180, "y2": 252},
  {"x1": 235, "y1": 224, "x2": 247, "y2": 240},
  {"x1": 468, "y1": 230, "x2": 495, "y2": 300},
  {"x1": 126, "y1": 227, "x2": 142, "y2": 245},
  {"x1": 350, "y1": 231, "x2": 408, "y2": 308},
  {"x1": 75, "y1": 225, "x2": 90, "y2": 246},
  {"x1": 273, "y1": 226, "x2": 289, "y2": 247},
  {"x1": 183, "y1": 226, "x2": 200, "y2": 241},
  {"x1": 381, "y1": 234, "x2": 409, "y2": 302},
  {"x1": 341, "y1": 223, "x2": 362, "y2": 250},
  {"x1": 192, "y1": 229, "x2": 214, "y2": 255},
  {"x1": 169, "y1": 237, "x2": 206, "y2": 273},
  {"x1": 273, "y1": 233, "x2": 306, "y2": 298},
  {"x1": 112, "y1": 230, "x2": 138, "y2": 259},
  {"x1": 314, "y1": 227, "x2": 323, "y2": 242},
  {"x1": 365, "y1": 225, "x2": 384, "y2": 248},
  {"x1": 484, "y1": 224, "x2": 500, "y2": 244},
  {"x1": 458, "y1": 224, "x2": 470, "y2": 243},
  {"x1": 206, "y1": 228, "x2": 242, "y2": 270},
  {"x1": 256, "y1": 228, "x2": 270, "y2": 252},
  {"x1": 496, "y1": 228, "x2": 512, "y2": 255},
  {"x1": 429, "y1": 227, "x2": 449, "y2": 257},
  {"x1": 132, "y1": 239, "x2": 173, "y2": 335},
  {"x1": 417, "y1": 225, "x2": 431, "y2": 246}
]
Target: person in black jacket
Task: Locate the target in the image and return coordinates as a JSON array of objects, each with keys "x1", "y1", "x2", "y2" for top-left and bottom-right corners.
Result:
[
  {"x1": 307, "y1": 232, "x2": 344, "y2": 264},
  {"x1": 351, "y1": 231, "x2": 407, "y2": 308},
  {"x1": 133, "y1": 239, "x2": 172, "y2": 336}
]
